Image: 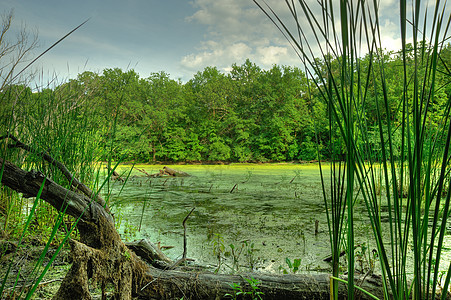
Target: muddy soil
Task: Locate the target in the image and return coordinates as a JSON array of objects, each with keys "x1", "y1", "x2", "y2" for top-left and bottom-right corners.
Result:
[{"x1": 0, "y1": 240, "x2": 70, "y2": 299}]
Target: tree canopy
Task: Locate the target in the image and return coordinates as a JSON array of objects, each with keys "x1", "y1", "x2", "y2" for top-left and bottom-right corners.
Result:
[{"x1": 2, "y1": 46, "x2": 450, "y2": 163}]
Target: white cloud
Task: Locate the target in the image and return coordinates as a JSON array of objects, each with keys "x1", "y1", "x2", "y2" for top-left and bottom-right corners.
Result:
[
  {"x1": 229, "y1": 42, "x2": 253, "y2": 59},
  {"x1": 180, "y1": 52, "x2": 211, "y2": 70},
  {"x1": 256, "y1": 46, "x2": 288, "y2": 66},
  {"x1": 379, "y1": 19, "x2": 403, "y2": 52},
  {"x1": 181, "y1": 41, "x2": 253, "y2": 72},
  {"x1": 6, "y1": 0, "x2": 449, "y2": 87},
  {"x1": 184, "y1": 0, "x2": 451, "y2": 79},
  {"x1": 182, "y1": 0, "x2": 298, "y2": 73}
]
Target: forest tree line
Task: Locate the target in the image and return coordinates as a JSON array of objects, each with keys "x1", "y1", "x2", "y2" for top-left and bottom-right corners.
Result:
[{"x1": 2, "y1": 43, "x2": 450, "y2": 163}]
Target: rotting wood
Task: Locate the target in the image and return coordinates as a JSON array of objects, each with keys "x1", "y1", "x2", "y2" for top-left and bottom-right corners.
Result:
[
  {"x1": 106, "y1": 166, "x2": 125, "y2": 182},
  {"x1": 125, "y1": 239, "x2": 172, "y2": 266},
  {"x1": 137, "y1": 267, "x2": 386, "y2": 300},
  {"x1": 182, "y1": 207, "x2": 195, "y2": 261},
  {"x1": 135, "y1": 167, "x2": 151, "y2": 177},
  {"x1": 162, "y1": 166, "x2": 190, "y2": 177},
  {"x1": 0, "y1": 158, "x2": 113, "y2": 225},
  {"x1": 0, "y1": 134, "x2": 109, "y2": 212},
  {"x1": 148, "y1": 166, "x2": 191, "y2": 178}
]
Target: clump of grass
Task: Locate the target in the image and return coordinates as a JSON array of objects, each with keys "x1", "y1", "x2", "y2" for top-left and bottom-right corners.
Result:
[{"x1": 0, "y1": 12, "x2": 114, "y2": 299}]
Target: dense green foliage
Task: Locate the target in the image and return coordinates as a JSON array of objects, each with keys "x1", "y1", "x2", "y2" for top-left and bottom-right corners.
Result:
[{"x1": 5, "y1": 45, "x2": 448, "y2": 164}]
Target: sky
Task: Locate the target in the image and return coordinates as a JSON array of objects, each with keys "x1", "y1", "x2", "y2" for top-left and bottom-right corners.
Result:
[{"x1": 2, "y1": 0, "x2": 449, "y2": 87}]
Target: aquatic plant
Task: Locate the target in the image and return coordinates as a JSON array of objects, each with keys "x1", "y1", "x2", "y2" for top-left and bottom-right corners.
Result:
[
  {"x1": 210, "y1": 233, "x2": 226, "y2": 273},
  {"x1": 225, "y1": 277, "x2": 264, "y2": 300},
  {"x1": 279, "y1": 257, "x2": 302, "y2": 274}
]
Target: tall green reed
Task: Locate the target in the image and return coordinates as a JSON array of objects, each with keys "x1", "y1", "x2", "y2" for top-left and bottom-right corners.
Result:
[
  {"x1": 0, "y1": 71, "x2": 139, "y2": 299},
  {"x1": 254, "y1": 0, "x2": 451, "y2": 299},
  {"x1": 0, "y1": 13, "x2": 117, "y2": 298},
  {"x1": 0, "y1": 79, "x2": 104, "y2": 299},
  {"x1": 319, "y1": 96, "x2": 347, "y2": 298}
]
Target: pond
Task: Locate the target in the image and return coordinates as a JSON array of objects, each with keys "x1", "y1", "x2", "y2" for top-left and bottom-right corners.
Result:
[{"x1": 104, "y1": 163, "x2": 451, "y2": 276}]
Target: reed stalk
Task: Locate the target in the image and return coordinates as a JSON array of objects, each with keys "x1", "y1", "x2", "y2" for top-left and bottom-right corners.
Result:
[
  {"x1": 0, "y1": 14, "x2": 115, "y2": 298},
  {"x1": 254, "y1": 0, "x2": 451, "y2": 299}
]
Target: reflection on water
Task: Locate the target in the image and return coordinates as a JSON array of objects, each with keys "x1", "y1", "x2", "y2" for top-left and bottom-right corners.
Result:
[{"x1": 105, "y1": 164, "x2": 451, "y2": 276}]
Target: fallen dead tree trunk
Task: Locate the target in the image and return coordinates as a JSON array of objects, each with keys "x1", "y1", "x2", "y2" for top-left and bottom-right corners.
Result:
[
  {"x1": 138, "y1": 267, "x2": 385, "y2": 300},
  {"x1": 0, "y1": 134, "x2": 109, "y2": 212},
  {"x1": 149, "y1": 166, "x2": 191, "y2": 178},
  {"x1": 123, "y1": 238, "x2": 388, "y2": 299},
  {"x1": 109, "y1": 168, "x2": 125, "y2": 182},
  {"x1": 135, "y1": 167, "x2": 151, "y2": 176},
  {"x1": 0, "y1": 144, "x2": 386, "y2": 299},
  {"x1": 125, "y1": 237, "x2": 385, "y2": 299},
  {"x1": 162, "y1": 166, "x2": 190, "y2": 177},
  {"x1": 0, "y1": 158, "x2": 113, "y2": 225}
]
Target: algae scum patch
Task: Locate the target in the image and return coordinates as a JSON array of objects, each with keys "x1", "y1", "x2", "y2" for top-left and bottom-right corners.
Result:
[{"x1": 108, "y1": 164, "x2": 451, "y2": 275}]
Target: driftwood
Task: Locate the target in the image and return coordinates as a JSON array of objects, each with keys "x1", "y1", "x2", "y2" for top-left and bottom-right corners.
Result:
[
  {"x1": 135, "y1": 167, "x2": 151, "y2": 177},
  {"x1": 149, "y1": 166, "x2": 191, "y2": 178},
  {"x1": 106, "y1": 166, "x2": 125, "y2": 182},
  {"x1": 125, "y1": 239, "x2": 172, "y2": 266},
  {"x1": 0, "y1": 138, "x2": 388, "y2": 299},
  {"x1": 163, "y1": 166, "x2": 190, "y2": 177}
]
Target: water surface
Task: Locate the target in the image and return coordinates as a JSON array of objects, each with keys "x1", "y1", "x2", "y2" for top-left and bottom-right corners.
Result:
[{"x1": 106, "y1": 163, "x2": 450, "y2": 276}]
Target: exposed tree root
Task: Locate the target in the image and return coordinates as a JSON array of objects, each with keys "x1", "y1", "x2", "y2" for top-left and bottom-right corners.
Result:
[{"x1": 54, "y1": 219, "x2": 147, "y2": 300}]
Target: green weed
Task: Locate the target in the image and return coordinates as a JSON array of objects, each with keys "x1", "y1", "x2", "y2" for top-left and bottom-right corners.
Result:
[
  {"x1": 279, "y1": 257, "x2": 301, "y2": 274},
  {"x1": 225, "y1": 277, "x2": 264, "y2": 300}
]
